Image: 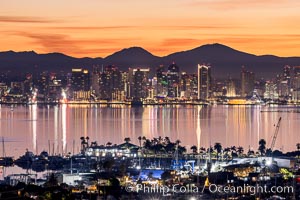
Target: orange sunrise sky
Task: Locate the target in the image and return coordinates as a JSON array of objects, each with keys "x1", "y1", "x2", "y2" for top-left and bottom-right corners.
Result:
[{"x1": 1, "y1": 0, "x2": 300, "y2": 58}]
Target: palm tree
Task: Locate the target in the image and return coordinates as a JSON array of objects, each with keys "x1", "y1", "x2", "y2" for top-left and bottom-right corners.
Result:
[
  {"x1": 190, "y1": 145, "x2": 198, "y2": 154},
  {"x1": 138, "y1": 136, "x2": 142, "y2": 147},
  {"x1": 91, "y1": 141, "x2": 98, "y2": 147},
  {"x1": 164, "y1": 137, "x2": 170, "y2": 145},
  {"x1": 86, "y1": 136, "x2": 90, "y2": 147},
  {"x1": 296, "y1": 143, "x2": 300, "y2": 159},
  {"x1": 258, "y1": 139, "x2": 266, "y2": 156},
  {"x1": 223, "y1": 147, "x2": 231, "y2": 160},
  {"x1": 106, "y1": 142, "x2": 112, "y2": 146},
  {"x1": 237, "y1": 146, "x2": 244, "y2": 157},
  {"x1": 124, "y1": 137, "x2": 131, "y2": 143},
  {"x1": 214, "y1": 143, "x2": 222, "y2": 161},
  {"x1": 80, "y1": 137, "x2": 86, "y2": 152}
]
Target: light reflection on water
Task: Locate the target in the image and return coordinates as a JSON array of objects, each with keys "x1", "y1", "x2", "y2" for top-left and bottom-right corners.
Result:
[{"x1": 0, "y1": 104, "x2": 299, "y2": 159}]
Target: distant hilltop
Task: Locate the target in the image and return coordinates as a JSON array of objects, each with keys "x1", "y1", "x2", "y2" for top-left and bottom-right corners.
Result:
[{"x1": 1, "y1": 43, "x2": 300, "y2": 78}]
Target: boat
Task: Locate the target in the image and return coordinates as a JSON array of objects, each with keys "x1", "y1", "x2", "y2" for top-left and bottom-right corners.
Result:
[{"x1": 0, "y1": 157, "x2": 13, "y2": 166}]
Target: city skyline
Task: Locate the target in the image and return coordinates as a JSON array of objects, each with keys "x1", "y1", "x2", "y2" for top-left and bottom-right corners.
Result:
[{"x1": 1, "y1": 0, "x2": 300, "y2": 57}]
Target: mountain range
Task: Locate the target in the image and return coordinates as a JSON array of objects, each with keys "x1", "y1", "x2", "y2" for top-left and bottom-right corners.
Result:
[{"x1": 1, "y1": 43, "x2": 300, "y2": 78}]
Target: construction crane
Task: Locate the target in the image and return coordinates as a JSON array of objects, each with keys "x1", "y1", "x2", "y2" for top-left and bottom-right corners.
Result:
[{"x1": 270, "y1": 117, "x2": 282, "y2": 151}]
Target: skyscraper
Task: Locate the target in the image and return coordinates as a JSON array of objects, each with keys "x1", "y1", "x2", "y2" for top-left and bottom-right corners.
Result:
[
  {"x1": 277, "y1": 65, "x2": 292, "y2": 99},
  {"x1": 197, "y1": 64, "x2": 211, "y2": 100},
  {"x1": 264, "y1": 81, "x2": 279, "y2": 100},
  {"x1": 71, "y1": 68, "x2": 90, "y2": 91},
  {"x1": 226, "y1": 78, "x2": 236, "y2": 97},
  {"x1": 71, "y1": 68, "x2": 90, "y2": 101},
  {"x1": 156, "y1": 65, "x2": 168, "y2": 97},
  {"x1": 128, "y1": 68, "x2": 150, "y2": 99},
  {"x1": 167, "y1": 62, "x2": 180, "y2": 98},
  {"x1": 241, "y1": 66, "x2": 255, "y2": 97},
  {"x1": 292, "y1": 66, "x2": 300, "y2": 101},
  {"x1": 99, "y1": 65, "x2": 123, "y2": 100},
  {"x1": 91, "y1": 66, "x2": 100, "y2": 97}
]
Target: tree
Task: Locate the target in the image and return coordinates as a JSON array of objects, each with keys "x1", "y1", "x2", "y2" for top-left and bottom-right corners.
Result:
[
  {"x1": 106, "y1": 142, "x2": 112, "y2": 146},
  {"x1": 86, "y1": 136, "x2": 90, "y2": 147},
  {"x1": 80, "y1": 136, "x2": 86, "y2": 152},
  {"x1": 164, "y1": 137, "x2": 170, "y2": 145},
  {"x1": 214, "y1": 143, "x2": 222, "y2": 161},
  {"x1": 297, "y1": 143, "x2": 300, "y2": 159},
  {"x1": 237, "y1": 146, "x2": 244, "y2": 157},
  {"x1": 266, "y1": 148, "x2": 272, "y2": 156},
  {"x1": 258, "y1": 139, "x2": 266, "y2": 156},
  {"x1": 190, "y1": 145, "x2": 198, "y2": 154},
  {"x1": 223, "y1": 147, "x2": 231, "y2": 160},
  {"x1": 138, "y1": 136, "x2": 142, "y2": 147},
  {"x1": 124, "y1": 137, "x2": 131, "y2": 143}
]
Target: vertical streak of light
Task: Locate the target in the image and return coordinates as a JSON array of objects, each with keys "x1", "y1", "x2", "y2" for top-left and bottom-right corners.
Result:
[
  {"x1": 54, "y1": 106, "x2": 58, "y2": 155},
  {"x1": 196, "y1": 106, "x2": 202, "y2": 150},
  {"x1": 256, "y1": 106, "x2": 260, "y2": 151},
  {"x1": 32, "y1": 105, "x2": 37, "y2": 153},
  {"x1": 62, "y1": 104, "x2": 67, "y2": 153},
  {"x1": 95, "y1": 105, "x2": 98, "y2": 142},
  {"x1": 83, "y1": 107, "x2": 87, "y2": 137},
  {"x1": 225, "y1": 106, "x2": 228, "y2": 148}
]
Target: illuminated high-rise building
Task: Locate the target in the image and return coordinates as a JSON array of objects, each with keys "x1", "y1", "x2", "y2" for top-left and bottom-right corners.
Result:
[
  {"x1": 71, "y1": 68, "x2": 90, "y2": 91},
  {"x1": 241, "y1": 66, "x2": 255, "y2": 97},
  {"x1": 292, "y1": 66, "x2": 300, "y2": 101},
  {"x1": 264, "y1": 81, "x2": 279, "y2": 100},
  {"x1": 278, "y1": 65, "x2": 292, "y2": 99},
  {"x1": 99, "y1": 65, "x2": 123, "y2": 100},
  {"x1": 71, "y1": 68, "x2": 90, "y2": 101},
  {"x1": 91, "y1": 66, "x2": 100, "y2": 97},
  {"x1": 167, "y1": 62, "x2": 180, "y2": 98},
  {"x1": 156, "y1": 65, "x2": 168, "y2": 97},
  {"x1": 197, "y1": 64, "x2": 211, "y2": 100},
  {"x1": 128, "y1": 68, "x2": 150, "y2": 99},
  {"x1": 23, "y1": 73, "x2": 33, "y2": 96},
  {"x1": 226, "y1": 78, "x2": 236, "y2": 97},
  {"x1": 48, "y1": 73, "x2": 62, "y2": 102}
]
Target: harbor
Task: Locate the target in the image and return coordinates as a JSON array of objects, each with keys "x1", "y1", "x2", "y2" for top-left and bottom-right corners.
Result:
[{"x1": 0, "y1": 135, "x2": 300, "y2": 199}]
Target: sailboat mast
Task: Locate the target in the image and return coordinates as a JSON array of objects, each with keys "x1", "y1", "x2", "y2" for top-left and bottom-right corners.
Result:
[{"x1": 2, "y1": 136, "x2": 5, "y2": 157}]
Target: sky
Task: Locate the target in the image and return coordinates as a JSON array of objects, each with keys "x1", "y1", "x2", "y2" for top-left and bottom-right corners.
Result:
[{"x1": 1, "y1": 0, "x2": 300, "y2": 58}]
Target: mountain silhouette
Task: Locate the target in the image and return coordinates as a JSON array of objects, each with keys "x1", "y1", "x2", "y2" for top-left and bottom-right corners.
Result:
[{"x1": 1, "y1": 43, "x2": 300, "y2": 78}]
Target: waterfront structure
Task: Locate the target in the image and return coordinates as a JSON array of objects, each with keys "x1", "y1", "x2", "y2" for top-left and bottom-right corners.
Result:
[
  {"x1": 85, "y1": 142, "x2": 139, "y2": 158},
  {"x1": 167, "y1": 63, "x2": 180, "y2": 98},
  {"x1": 241, "y1": 66, "x2": 255, "y2": 97},
  {"x1": 197, "y1": 64, "x2": 211, "y2": 100}
]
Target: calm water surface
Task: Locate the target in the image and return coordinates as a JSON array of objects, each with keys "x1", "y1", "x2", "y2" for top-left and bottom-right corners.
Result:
[{"x1": 1, "y1": 104, "x2": 300, "y2": 158}]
